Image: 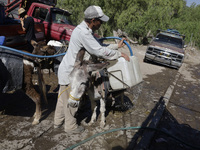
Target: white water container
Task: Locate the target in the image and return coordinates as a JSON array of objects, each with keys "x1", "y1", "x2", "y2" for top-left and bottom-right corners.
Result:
[
  {"x1": 47, "y1": 40, "x2": 64, "y2": 74},
  {"x1": 107, "y1": 55, "x2": 142, "y2": 91},
  {"x1": 47, "y1": 40, "x2": 63, "y2": 51}
]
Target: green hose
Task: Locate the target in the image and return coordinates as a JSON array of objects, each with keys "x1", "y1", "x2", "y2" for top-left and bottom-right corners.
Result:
[{"x1": 65, "y1": 126, "x2": 200, "y2": 150}]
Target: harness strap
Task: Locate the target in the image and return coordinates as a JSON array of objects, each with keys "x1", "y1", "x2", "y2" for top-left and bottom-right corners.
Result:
[
  {"x1": 69, "y1": 94, "x2": 80, "y2": 101},
  {"x1": 95, "y1": 69, "x2": 110, "y2": 99},
  {"x1": 58, "y1": 85, "x2": 80, "y2": 101}
]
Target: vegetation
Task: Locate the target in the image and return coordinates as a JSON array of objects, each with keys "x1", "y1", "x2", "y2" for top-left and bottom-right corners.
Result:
[{"x1": 57, "y1": 0, "x2": 200, "y2": 47}]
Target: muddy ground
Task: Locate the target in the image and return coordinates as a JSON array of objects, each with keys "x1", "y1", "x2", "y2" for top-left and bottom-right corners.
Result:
[{"x1": 0, "y1": 44, "x2": 200, "y2": 150}]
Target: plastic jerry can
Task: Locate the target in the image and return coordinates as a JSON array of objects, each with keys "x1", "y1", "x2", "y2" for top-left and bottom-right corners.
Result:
[{"x1": 107, "y1": 55, "x2": 142, "y2": 91}]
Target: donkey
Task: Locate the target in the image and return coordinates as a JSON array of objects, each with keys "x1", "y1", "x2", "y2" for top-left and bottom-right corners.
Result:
[
  {"x1": 0, "y1": 41, "x2": 56, "y2": 125},
  {"x1": 23, "y1": 41, "x2": 56, "y2": 124},
  {"x1": 68, "y1": 49, "x2": 125, "y2": 128}
]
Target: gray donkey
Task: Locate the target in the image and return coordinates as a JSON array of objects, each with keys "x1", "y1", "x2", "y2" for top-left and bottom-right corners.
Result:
[{"x1": 69, "y1": 49, "x2": 125, "y2": 128}]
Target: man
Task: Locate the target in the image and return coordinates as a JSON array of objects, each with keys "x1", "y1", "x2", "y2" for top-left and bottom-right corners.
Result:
[
  {"x1": 18, "y1": 8, "x2": 36, "y2": 53},
  {"x1": 54, "y1": 5, "x2": 130, "y2": 133}
]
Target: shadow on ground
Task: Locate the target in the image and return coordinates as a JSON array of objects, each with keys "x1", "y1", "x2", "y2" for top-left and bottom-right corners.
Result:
[{"x1": 0, "y1": 84, "x2": 58, "y2": 122}]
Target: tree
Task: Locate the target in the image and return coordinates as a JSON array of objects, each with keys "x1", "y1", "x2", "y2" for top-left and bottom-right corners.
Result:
[{"x1": 57, "y1": 0, "x2": 200, "y2": 47}]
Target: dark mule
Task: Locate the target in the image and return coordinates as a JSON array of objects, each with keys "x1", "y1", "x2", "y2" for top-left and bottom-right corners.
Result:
[{"x1": 0, "y1": 41, "x2": 56, "y2": 124}]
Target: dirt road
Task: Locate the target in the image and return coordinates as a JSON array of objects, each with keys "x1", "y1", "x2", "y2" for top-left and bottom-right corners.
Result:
[{"x1": 0, "y1": 44, "x2": 200, "y2": 150}]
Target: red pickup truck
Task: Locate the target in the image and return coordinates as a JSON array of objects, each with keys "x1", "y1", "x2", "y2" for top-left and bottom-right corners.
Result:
[
  {"x1": 4, "y1": 0, "x2": 76, "y2": 43},
  {"x1": 27, "y1": 2, "x2": 76, "y2": 42}
]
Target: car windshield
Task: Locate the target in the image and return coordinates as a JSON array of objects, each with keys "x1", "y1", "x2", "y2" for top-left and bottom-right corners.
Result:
[
  {"x1": 154, "y1": 34, "x2": 183, "y2": 48},
  {"x1": 51, "y1": 9, "x2": 73, "y2": 25}
]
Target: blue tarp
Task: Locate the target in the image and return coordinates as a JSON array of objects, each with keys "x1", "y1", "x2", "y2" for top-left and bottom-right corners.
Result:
[{"x1": 0, "y1": 36, "x2": 5, "y2": 46}]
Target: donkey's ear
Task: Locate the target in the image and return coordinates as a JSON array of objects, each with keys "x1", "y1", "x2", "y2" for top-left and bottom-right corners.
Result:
[
  {"x1": 87, "y1": 62, "x2": 110, "y2": 73},
  {"x1": 31, "y1": 40, "x2": 38, "y2": 48},
  {"x1": 74, "y1": 48, "x2": 85, "y2": 66}
]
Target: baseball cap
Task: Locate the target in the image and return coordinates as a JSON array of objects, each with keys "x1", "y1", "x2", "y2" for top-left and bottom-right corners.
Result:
[
  {"x1": 18, "y1": 8, "x2": 26, "y2": 15},
  {"x1": 84, "y1": 5, "x2": 109, "y2": 22}
]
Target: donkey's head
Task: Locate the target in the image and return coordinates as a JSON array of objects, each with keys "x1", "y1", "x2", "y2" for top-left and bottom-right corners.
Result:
[
  {"x1": 32, "y1": 41, "x2": 56, "y2": 56},
  {"x1": 31, "y1": 41, "x2": 56, "y2": 70},
  {"x1": 68, "y1": 49, "x2": 109, "y2": 103}
]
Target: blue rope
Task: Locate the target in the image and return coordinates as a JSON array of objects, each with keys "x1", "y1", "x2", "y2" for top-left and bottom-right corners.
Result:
[
  {"x1": 0, "y1": 37, "x2": 133, "y2": 58},
  {"x1": 0, "y1": 45, "x2": 65, "y2": 58}
]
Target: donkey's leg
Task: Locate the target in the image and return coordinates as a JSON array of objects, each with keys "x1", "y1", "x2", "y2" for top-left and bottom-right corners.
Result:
[
  {"x1": 31, "y1": 94, "x2": 41, "y2": 125},
  {"x1": 120, "y1": 92, "x2": 125, "y2": 110},
  {"x1": 23, "y1": 62, "x2": 41, "y2": 125},
  {"x1": 100, "y1": 98, "x2": 106, "y2": 128},
  {"x1": 88, "y1": 106, "x2": 97, "y2": 126},
  {"x1": 87, "y1": 85, "x2": 100, "y2": 126},
  {"x1": 87, "y1": 98, "x2": 98, "y2": 125},
  {"x1": 25, "y1": 82, "x2": 42, "y2": 125},
  {"x1": 111, "y1": 97, "x2": 115, "y2": 107}
]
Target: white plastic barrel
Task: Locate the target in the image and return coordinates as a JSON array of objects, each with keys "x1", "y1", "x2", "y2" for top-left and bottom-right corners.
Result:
[{"x1": 107, "y1": 55, "x2": 142, "y2": 91}]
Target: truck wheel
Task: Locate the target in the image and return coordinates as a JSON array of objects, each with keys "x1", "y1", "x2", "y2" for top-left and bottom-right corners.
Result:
[{"x1": 143, "y1": 56, "x2": 148, "y2": 62}]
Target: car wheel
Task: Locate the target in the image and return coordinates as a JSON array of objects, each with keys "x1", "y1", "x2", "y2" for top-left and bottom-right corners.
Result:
[{"x1": 143, "y1": 56, "x2": 148, "y2": 62}]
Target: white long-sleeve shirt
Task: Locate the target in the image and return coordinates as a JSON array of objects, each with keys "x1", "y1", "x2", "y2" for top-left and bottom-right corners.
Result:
[{"x1": 58, "y1": 21, "x2": 122, "y2": 85}]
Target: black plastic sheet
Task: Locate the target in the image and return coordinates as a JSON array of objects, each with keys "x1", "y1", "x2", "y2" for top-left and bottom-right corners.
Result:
[{"x1": 0, "y1": 47, "x2": 23, "y2": 93}]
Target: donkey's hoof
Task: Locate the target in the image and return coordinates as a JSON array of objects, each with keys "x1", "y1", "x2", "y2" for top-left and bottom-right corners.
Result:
[
  {"x1": 100, "y1": 121, "x2": 105, "y2": 128},
  {"x1": 32, "y1": 120, "x2": 39, "y2": 125},
  {"x1": 88, "y1": 121, "x2": 95, "y2": 126},
  {"x1": 33, "y1": 113, "x2": 36, "y2": 117}
]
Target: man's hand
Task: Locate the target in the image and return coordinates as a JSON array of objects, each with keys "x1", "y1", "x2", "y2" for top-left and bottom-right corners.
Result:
[
  {"x1": 121, "y1": 52, "x2": 130, "y2": 61},
  {"x1": 20, "y1": 17, "x2": 24, "y2": 22},
  {"x1": 19, "y1": 17, "x2": 25, "y2": 31},
  {"x1": 118, "y1": 38, "x2": 127, "y2": 48}
]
